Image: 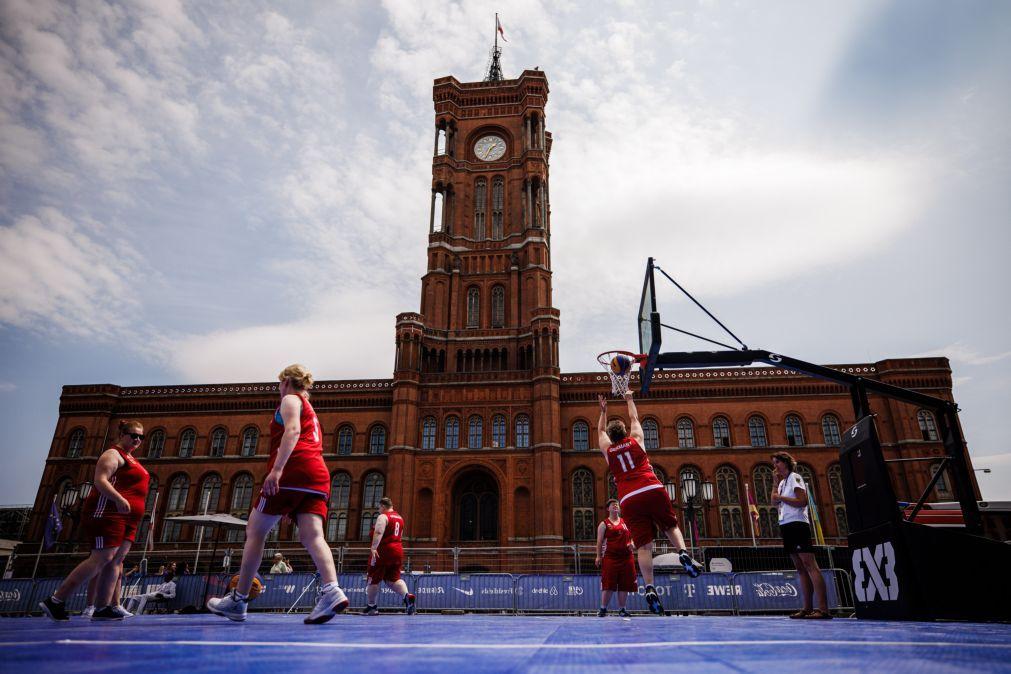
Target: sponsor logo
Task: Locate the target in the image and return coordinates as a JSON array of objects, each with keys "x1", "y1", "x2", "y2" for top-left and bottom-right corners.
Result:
[
  {"x1": 566, "y1": 586, "x2": 583, "y2": 596},
  {"x1": 480, "y1": 588, "x2": 513, "y2": 595},
  {"x1": 528, "y1": 587, "x2": 559, "y2": 596},
  {"x1": 416, "y1": 587, "x2": 445, "y2": 594},
  {"x1": 707, "y1": 584, "x2": 743, "y2": 597},
  {"x1": 851, "y1": 425, "x2": 860, "y2": 438},
  {"x1": 453, "y1": 587, "x2": 474, "y2": 596},
  {"x1": 768, "y1": 353, "x2": 782, "y2": 363},
  {"x1": 852, "y1": 541, "x2": 899, "y2": 602},
  {"x1": 0, "y1": 589, "x2": 21, "y2": 603},
  {"x1": 753, "y1": 582, "x2": 797, "y2": 598},
  {"x1": 283, "y1": 585, "x2": 296, "y2": 594},
  {"x1": 637, "y1": 585, "x2": 671, "y2": 597},
  {"x1": 684, "y1": 584, "x2": 695, "y2": 598}
]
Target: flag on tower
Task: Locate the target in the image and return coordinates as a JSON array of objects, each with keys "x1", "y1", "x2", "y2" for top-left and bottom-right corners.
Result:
[
  {"x1": 43, "y1": 498, "x2": 63, "y2": 550},
  {"x1": 496, "y1": 14, "x2": 508, "y2": 42}
]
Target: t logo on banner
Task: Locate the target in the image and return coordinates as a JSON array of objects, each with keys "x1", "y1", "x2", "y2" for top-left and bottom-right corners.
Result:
[{"x1": 852, "y1": 541, "x2": 899, "y2": 601}]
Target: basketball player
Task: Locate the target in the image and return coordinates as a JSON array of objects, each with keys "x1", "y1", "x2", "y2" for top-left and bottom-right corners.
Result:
[
  {"x1": 595, "y1": 499, "x2": 636, "y2": 617},
  {"x1": 40, "y1": 420, "x2": 149, "y2": 621},
  {"x1": 207, "y1": 364, "x2": 348, "y2": 624},
  {"x1": 598, "y1": 392, "x2": 703, "y2": 615},
  {"x1": 364, "y1": 497, "x2": 416, "y2": 615}
]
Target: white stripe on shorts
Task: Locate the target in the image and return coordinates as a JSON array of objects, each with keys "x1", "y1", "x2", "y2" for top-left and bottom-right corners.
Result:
[{"x1": 619, "y1": 482, "x2": 664, "y2": 505}]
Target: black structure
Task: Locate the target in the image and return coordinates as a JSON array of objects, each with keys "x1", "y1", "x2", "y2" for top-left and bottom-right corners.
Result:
[{"x1": 637, "y1": 259, "x2": 1011, "y2": 621}]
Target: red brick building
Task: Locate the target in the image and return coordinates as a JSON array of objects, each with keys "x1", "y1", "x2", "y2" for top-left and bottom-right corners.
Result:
[{"x1": 26, "y1": 68, "x2": 976, "y2": 561}]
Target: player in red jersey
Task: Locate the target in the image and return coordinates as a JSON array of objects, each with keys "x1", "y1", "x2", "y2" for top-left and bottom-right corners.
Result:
[
  {"x1": 595, "y1": 498, "x2": 636, "y2": 617},
  {"x1": 365, "y1": 497, "x2": 416, "y2": 615},
  {"x1": 40, "y1": 420, "x2": 150, "y2": 622},
  {"x1": 598, "y1": 391, "x2": 704, "y2": 615},
  {"x1": 208, "y1": 364, "x2": 348, "y2": 624}
]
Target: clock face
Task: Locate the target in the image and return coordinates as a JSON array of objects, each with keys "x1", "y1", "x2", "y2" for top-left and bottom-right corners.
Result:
[{"x1": 474, "y1": 135, "x2": 506, "y2": 162}]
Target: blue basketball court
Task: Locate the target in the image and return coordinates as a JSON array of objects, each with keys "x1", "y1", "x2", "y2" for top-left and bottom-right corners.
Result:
[{"x1": 2, "y1": 614, "x2": 1009, "y2": 673}]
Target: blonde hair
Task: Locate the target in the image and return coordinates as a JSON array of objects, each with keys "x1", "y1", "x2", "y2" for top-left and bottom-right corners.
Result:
[
  {"x1": 118, "y1": 419, "x2": 143, "y2": 435},
  {"x1": 278, "y1": 364, "x2": 314, "y2": 396}
]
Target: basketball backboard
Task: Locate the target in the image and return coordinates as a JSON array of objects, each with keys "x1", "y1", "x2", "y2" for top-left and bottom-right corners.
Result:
[{"x1": 638, "y1": 257, "x2": 661, "y2": 392}]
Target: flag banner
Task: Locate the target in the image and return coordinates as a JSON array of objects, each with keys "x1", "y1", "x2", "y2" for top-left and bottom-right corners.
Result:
[
  {"x1": 746, "y1": 482, "x2": 760, "y2": 524},
  {"x1": 43, "y1": 499, "x2": 62, "y2": 550},
  {"x1": 496, "y1": 15, "x2": 508, "y2": 42}
]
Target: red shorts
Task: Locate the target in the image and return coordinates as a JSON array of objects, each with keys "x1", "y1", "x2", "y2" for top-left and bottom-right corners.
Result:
[
  {"x1": 255, "y1": 489, "x2": 327, "y2": 520},
  {"x1": 621, "y1": 486, "x2": 679, "y2": 546},
  {"x1": 368, "y1": 546, "x2": 403, "y2": 584},
  {"x1": 82, "y1": 513, "x2": 140, "y2": 550},
  {"x1": 601, "y1": 556, "x2": 637, "y2": 592}
]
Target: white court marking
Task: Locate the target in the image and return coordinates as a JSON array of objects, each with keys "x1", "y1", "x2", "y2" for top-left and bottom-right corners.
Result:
[{"x1": 0, "y1": 639, "x2": 1010, "y2": 651}]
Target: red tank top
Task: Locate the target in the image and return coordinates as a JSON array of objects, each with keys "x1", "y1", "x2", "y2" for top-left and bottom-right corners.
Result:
[
  {"x1": 371, "y1": 510, "x2": 404, "y2": 550},
  {"x1": 605, "y1": 436, "x2": 662, "y2": 502},
  {"x1": 602, "y1": 517, "x2": 633, "y2": 559},
  {"x1": 267, "y1": 395, "x2": 330, "y2": 496},
  {"x1": 84, "y1": 446, "x2": 150, "y2": 519}
]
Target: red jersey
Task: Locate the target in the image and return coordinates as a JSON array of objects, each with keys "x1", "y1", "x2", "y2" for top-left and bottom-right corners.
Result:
[
  {"x1": 267, "y1": 395, "x2": 330, "y2": 497},
  {"x1": 371, "y1": 510, "x2": 405, "y2": 551},
  {"x1": 606, "y1": 436, "x2": 663, "y2": 503},
  {"x1": 602, "y1": 517, "x2": 633, "y2": 559},
  {"x1": 84, "y1": 446, "x2": 150, "y2": 520}
]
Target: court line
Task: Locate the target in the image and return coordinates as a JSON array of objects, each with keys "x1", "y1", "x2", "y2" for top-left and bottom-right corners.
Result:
[{"x1": 0, "y1": 639, "x2": 1010, "y2": 651}]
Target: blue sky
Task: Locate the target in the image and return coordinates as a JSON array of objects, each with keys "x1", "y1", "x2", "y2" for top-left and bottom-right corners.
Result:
[{"x1": 1, "y1": 0, "x2": 1009, "y2": 505}]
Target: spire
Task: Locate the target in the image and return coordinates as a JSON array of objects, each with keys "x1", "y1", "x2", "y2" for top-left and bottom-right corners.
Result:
[{"x1": 484, "y1": 13, "x2": 506, "y2": 81}]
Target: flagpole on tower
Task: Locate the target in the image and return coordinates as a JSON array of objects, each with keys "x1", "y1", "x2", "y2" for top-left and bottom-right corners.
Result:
[{"x1": 485, "y1": 13, "x2": 505, "y2": 81}]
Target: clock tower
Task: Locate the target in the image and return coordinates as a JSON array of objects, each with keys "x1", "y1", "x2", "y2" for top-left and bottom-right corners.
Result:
[{"x1": 387, "y1": 66, "x2": 563, "y2": 548}]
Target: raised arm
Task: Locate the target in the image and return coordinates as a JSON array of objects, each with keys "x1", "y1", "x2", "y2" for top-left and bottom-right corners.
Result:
[
  {"x1": 597, "y1": 395, "x2": 611, "y2": 454},
  {"x1": 623, "y1": 390, "x2": 644, "y2": 445}
]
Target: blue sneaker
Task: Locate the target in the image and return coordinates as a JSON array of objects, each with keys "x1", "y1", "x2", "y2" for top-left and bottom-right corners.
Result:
[
  {"x1": 679, "y1": 551, "x2": 703, "y2": 578},
  {"x1": 644, "y1": 588, "x2": 664, "y2": 615}
]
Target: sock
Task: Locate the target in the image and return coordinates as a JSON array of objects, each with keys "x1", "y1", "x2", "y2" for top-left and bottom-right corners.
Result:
[
  {"x1": 85, "y1": 604, "x2": 95, "y2": 610},
  {"x1": 645, "y1": 584, "x2": 656, "y2": 593},
  {"x1": 600, "y1": 605, "x2": 607, "y2": 610},
  {"x1": 367, "y1": 603, "x2": 377, "y2": 609},
  {"x1": 50, "y1": 595, "x2": 64, "y2": 604},
  {"x1": 320, "y1": 582, "x2": 338, "y2": 593},
  {"x1": 678, "y1": 549, "x2": 688, "y2": 556},
  {"x1": 232, "y1": 590, "x2": 249, "y2": 601}
]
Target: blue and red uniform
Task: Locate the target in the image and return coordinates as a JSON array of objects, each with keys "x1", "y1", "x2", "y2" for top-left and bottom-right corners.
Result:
[
  {"x1": 601, "y1": 517, "x2": 637, "y2": 592},
  {"x1": 605, "y1": 436, "x2": 679, "y2": 546},
  {"x1": 80, "y1": 446, "x2": 150, "y2": 549},
  {"x1": 368, "y1": 510, "x2": 405, "y2": 584},
  {"x1": 255, "y1": 395, "x2": 330, "y2": 520}
]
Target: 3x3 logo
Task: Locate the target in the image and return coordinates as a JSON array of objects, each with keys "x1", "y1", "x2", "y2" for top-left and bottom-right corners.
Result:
[{"x1": 852, "y1": 541, "x2": 899, "y2": 602}]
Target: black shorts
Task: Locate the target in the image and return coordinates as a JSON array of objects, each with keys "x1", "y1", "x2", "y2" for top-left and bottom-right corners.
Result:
[{"x1": 780, "y1": 521, "x2": 814, "y2": 554}]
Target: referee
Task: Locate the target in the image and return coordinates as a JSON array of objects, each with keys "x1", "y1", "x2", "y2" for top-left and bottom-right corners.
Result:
[{"x1": 771, "y1": 452, "x2": 831, "y2": 619}]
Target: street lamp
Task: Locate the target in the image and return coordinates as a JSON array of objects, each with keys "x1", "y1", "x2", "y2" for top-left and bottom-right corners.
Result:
[
  {"x1": 664, "y1": 479, "x2": 677, "y2": 505},
  {"x1": 58, "y1": 482, "x2": 93, "y2": 548},
  {"x1": 681, "y1": 476, "x2": 698, "y2": 550}
]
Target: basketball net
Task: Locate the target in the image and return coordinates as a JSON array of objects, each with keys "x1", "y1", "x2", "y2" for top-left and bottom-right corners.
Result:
[{"x1": 596, "y1": 350, "x2": 642, "y2": 396}]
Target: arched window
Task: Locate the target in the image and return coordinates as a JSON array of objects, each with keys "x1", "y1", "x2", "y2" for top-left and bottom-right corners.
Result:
[
  {"x1": 178, "y1": 429, "x2": 196, "y2": 458},
  {"x1": 336, "y1": 425, "x2": 354, "y2": 455},
  {"x1": 145, "y1": 476, "x2": 159, "y2": 512},
  {"x1": 369, "y1": 426, "x2": 386, "y2": 455},
  {"x1": 716, "y1": 466, "x2": 744, "y2": 538},
  {"x1": 785, "y1": 415, "x2": 805, "y2": 446},
  {"x1": 492, "y1": 414, "x2": 506, "y2": 448},
  {"x1": 931, "y1": 461, "x2": 953, "y2": 500},
  {"x1": 421, "y1": 417, "x2": 437, "y2": 450},
  {"x1": 712, "y1": 417, "x2": 731, "y2": 448},
  {"x1": 918, "y1": 410, "x2": 939, "y2": 441},
  {"x1": 468, "y1": 415, "x2": 483, "y2": 448},
  {"x1": 676, "y1": 418, "x2": 695, "y2": 448},
  {"x1": 231, "y1": 474, "x2": 254, "y2": 512},
  {"x1": 752, "y1": 465, "x2": 779, "y2": 538},
  {"x1": 67, "y1": 429, "x2": 85, "y2": 458},
  {"x1": 239, "y1": 427, "x2": 258, "y2": 457},
  {"x1": 515, "y1": 415, "x2": 530, "y2": 448},
  {"x1": 473, "y1": 178, "x2": 487, "y2": 239},
  {"x1": 678, "y1": 467, "x2": 706, "y2": 536},
  {"x1": 147, "y1": 430, "x2": 165, "y2": 459},
  {"x1": 466, "y1": 287, "x2": 480, "y2": 328},
  {"x1": 166, "y1": 475, "x2": 189, "y2": 512},
  {"x1": 491, "y1": 285, "x2": 505, "y2": 328},
  {"x1": 827, "y1": 463, "x2": 848, "y2": 537},
  {"x1": 822, "y1": 414, "x2": 842, "y2": 446},
  {"x1": 445, "y1": 416, "x2": 460, "y2": 450},
  {"x1": 198, "y1": 474, "x2": 221, "y2": 513},
  {"x1": 329, "y1": 472, "x2": 351, "y2": 541},
  {"x1": 360, "y1": 472, "x2": 385, "y2": 540},
  {"x1": 572, "y1": 421, "x2": 589, "y2": 451},
  {"x1": 209, "y1": 427, "x2": 227, "y2": 457},
  {"x1": 747, "y1": 416, "x2": 768, "y2": 447},
  {"x1": 796, "y1": 465, "x2": 817, "y2": 507},
  {"x1": 642, "y1": 419, "x2": 659, "y2": 449},
  {"x1": 571, "y1": 468, "x2": 596, "y2": 540},
  {"x1": 491, "y1": 176, "x2": 504, "y2": 239}
]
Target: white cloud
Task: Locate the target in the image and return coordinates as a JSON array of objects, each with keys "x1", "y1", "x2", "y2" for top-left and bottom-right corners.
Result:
[
  {"x1": 917, "y1": 342, "x2": 1011, "y2": 367},
  {"x1": 0, "y1": 382, "x2": 16, "y2": 393}
]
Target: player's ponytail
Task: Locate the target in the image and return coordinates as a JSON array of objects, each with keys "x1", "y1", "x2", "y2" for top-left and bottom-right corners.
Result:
[{"x1": 279, "y1": 363, "x2": 314, "y2": 398}]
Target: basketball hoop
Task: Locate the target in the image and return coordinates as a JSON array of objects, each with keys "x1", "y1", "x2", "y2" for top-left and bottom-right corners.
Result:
[{"x1": 597, "y1": 350, "x2": 647, "y2": 396}]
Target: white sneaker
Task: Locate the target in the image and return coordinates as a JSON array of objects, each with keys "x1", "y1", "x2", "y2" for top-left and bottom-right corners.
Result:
[
  {"x1": 82, "y1": 605, "x2": 96, "y2": 618},
  {"x1": 207, "y1": 592, "x2": 248, "y2": 622},
  {"x1": 111, "y1": 604, "x2": 133, "y2": 618},
  {"x1": 304, "y1": 586, "x2": 349, "y2": 625}
]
